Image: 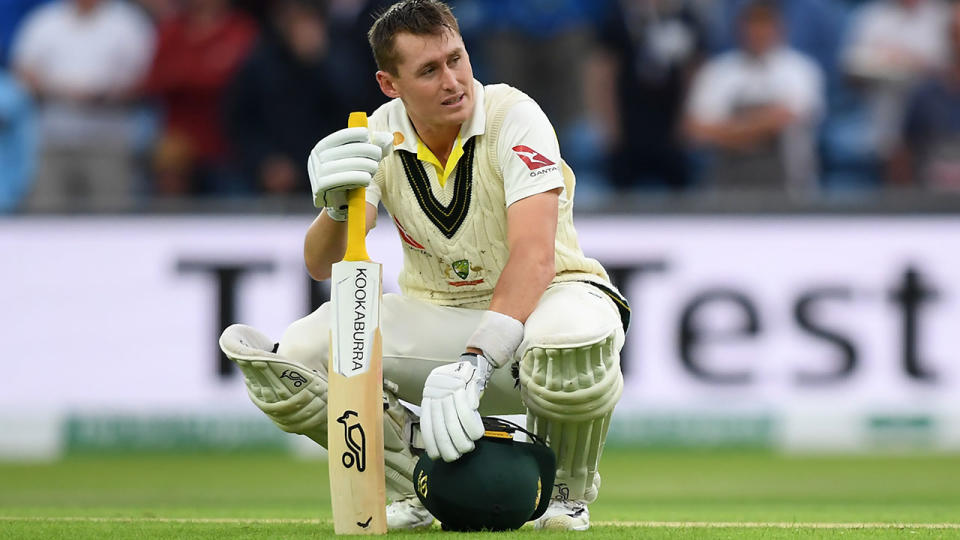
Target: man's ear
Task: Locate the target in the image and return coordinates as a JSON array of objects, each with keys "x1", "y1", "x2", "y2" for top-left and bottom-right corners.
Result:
[{"x1": 376, "y1": 71, "x2": 401, "y2": 99}]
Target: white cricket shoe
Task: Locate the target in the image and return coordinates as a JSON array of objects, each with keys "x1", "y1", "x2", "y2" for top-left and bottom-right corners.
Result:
[
  {"x1": 386, "y1": 496, "x2": 434, "y2": 530},
  {"x1": 533, "y1": 498, "x2": 590, "y2": 531}
]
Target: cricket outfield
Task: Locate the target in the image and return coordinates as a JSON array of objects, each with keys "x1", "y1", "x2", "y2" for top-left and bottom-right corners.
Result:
[{"x1": 2, "y1": 448, "x2": 959, "y2": 538}]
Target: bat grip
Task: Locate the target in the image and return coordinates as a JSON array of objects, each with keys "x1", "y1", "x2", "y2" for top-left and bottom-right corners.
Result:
[
  {"x1": 344, "y1": 188, "x2": 369, "y2": 262},
  {"x1": 343, "y1": 112, "x2": 370, "y2": 262}
]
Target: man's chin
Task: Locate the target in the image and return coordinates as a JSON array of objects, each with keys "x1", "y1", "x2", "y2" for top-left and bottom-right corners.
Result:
[{"x1": 442, "y1": 100, "x2": 473, "y2": 124}]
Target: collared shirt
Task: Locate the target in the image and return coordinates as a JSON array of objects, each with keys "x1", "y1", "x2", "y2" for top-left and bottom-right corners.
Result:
[
  {"x1": 364, "y1": 81, "x2": 608, "y2": 307},
  {"x1": 686, "y1": 47, "x2": 823, "y2": 124},
  {"x1": 686, "y1": 46, "x2": 824, "y2": 193},
  {"x1": 368, "y1": 79, "x2": 565, "y2": 209}
]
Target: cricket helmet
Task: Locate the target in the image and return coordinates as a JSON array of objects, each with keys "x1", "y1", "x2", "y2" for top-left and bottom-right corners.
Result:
[{"x1": 412, "y1": 417, "x2": 556, "y2": 531}]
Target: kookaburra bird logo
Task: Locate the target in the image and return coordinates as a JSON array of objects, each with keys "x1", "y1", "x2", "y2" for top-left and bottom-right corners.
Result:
[
  {"x1": 417, "y1": 470, "x2": 429, "y2": 497},
  {"x1": 511, "y1": 145, "x2": 555, "y2": 170}
]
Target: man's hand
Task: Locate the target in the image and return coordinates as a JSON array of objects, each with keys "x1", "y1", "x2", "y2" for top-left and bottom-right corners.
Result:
[
  {"x1": 420, "y1": 353, "x2": 493, "y2": 462},
  {"x1": 306, "y1": 126, "x2": 392, "y2": 220}
]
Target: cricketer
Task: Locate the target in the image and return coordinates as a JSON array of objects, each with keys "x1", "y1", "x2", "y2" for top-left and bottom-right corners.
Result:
[{"x1": 218, "y1": 0, "x2": 629, "y2": 531}]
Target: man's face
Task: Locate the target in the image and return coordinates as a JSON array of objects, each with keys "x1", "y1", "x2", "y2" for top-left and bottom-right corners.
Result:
[
  {"x1": 378, "y1": 29, "x2": 474, "y2": 130},
  {"x1": 741, "y1": 14, "x2": 781, "y2": 56},
  {"x1": 74, "y1": 0, "x2": 102, "y2": 11}
]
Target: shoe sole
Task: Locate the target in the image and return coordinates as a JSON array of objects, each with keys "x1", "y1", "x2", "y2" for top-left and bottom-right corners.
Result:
[
  {"x1": 536, "y1": 516, "x2": 590, "y2": 531},
  {"x1": 387, "y1": 518, "x2": 433, "y2": 531}
]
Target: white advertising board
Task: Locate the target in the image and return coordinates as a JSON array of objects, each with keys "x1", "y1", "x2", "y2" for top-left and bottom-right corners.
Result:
[{"x1": 1, "y1": 215, "x2": 958, "y2": 454}]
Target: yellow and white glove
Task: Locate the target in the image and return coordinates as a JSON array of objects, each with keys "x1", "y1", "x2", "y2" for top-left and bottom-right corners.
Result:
[{"x1": 306, "y1": 126, "x2": 393, "y2": 221}]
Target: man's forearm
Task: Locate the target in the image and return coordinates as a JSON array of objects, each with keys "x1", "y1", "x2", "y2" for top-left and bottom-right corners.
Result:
[
  {"x1": 686, "y1": 105, "x2": 796, "y2": 150},
  {"x1": 303, "y1": 202, "x2": 378, "y2": 280},
  {"x1": 485, "y1": 190, "x2": 560, "y2": 324},
  {"x1": 303, "y1": 212, "x2": 348, "y2": 281},
  {"x1": 488, "y1": 249, "x2": 555, "y2": 324},
  {"x1": 465, "y1": 250, "x2": 554, "y2": 359}
]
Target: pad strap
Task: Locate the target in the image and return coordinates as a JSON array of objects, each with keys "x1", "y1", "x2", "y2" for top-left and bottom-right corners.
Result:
[{"x1": 382, "y1": 379, "x2": 422, "y2": 501}]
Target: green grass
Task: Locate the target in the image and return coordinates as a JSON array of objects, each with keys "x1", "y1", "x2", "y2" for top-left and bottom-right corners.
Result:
[{"x1": 2, "y1": 449, "x2": 959, "y2": 538}]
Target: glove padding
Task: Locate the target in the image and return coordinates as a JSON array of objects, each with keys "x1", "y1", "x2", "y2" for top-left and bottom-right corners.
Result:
[
  {"x1": 306, "y1": 126, "x2": 393, "y2": 218},
  {"x1": 420, "y1": 353, "x2": 494, "y2": 462}
]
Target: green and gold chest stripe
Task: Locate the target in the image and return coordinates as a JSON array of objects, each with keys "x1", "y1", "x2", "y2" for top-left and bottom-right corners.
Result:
[{"x1": 397, "y1": 138, "x2": 476, "y2": 239}]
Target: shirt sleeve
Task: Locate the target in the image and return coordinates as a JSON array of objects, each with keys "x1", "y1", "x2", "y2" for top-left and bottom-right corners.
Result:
[
  {"x1": 497, "y1": 99, "x2": 566, "y2": 206},
  {"x1": 685, "y1": 60, "x2": 730, "y2": 123},
  {"x1": 365, "y1": 167, "x2": 383, "y2": 209},
  {"x1": 364, "y1": 106, "x2": 391, "y2": 211},
  {"x1": 113, "y1": 6, "x2": 155, "y2": 90},
  {"x1": 10, "y1": 6, "x2": 49, "y2": 72}
]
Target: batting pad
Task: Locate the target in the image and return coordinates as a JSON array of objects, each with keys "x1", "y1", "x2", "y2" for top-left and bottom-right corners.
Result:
[
  {"x1": 520, "y1": 334, "x2": 623, "y2": 503},
  {"x1": 219, "y1": 324, "x2": 329, "y2": 447},
  {"x1": 382, "y1": 379, "x2": 421, "y2": 502}
]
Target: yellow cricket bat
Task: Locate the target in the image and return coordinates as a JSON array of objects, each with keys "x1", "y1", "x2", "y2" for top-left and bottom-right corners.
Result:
[{"x1": 328, "y1": 112, "x2": 387, "y2": 535}]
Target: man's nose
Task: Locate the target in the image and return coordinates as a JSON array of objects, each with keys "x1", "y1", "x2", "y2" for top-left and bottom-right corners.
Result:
[{"x1": 440, "y1": 65, "x2": 457, "y2": 89}]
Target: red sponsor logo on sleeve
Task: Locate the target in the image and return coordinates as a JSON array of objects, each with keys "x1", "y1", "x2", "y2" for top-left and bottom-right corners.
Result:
[{"x1": 511, "y1": 145, "x2": 556, "y2": 170}]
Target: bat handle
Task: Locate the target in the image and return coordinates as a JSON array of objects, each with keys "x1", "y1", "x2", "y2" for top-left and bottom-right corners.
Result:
[{"x1": 344, "y1": 112, "x2": 370, "y2": 263}]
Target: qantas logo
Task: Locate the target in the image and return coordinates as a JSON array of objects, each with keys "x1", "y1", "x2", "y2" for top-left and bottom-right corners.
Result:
[{"x1": 512, "y1": 145, "x2": 555, "y2": 170}]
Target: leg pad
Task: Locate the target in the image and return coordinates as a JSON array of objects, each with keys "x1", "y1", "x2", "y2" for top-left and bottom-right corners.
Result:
[{"x1": 520, "y1": 334, "x2": 623, "y2": 503}]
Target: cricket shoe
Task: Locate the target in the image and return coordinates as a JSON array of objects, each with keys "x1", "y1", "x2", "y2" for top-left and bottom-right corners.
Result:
[
  {"x1": 386, "y1": 495, "x2": 434, "y2": 530},
  {"x1": 533, "y1": 498, "x2": 590, "y2": 531}
]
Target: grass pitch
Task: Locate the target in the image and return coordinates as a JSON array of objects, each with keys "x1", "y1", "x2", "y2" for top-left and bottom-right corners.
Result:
[{"x1": 2, "y1": 448, "x2": 959, "y2": 538}]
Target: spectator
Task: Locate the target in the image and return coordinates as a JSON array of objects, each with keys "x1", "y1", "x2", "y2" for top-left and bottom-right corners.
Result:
[
  {"x1": 325, "y1": 0, "x2": 394, "y2": 116},
  {"x1": 142, "y1": 0, "x2": 257, "y2": 196},
  {"x1": 683, "y1": 0, "x2": 824, "y2": 196},
  {"x1": 704, "y1": 0, "x2": 845, "y2": 95},
  {"x1": 587, "y1": 0, "x2": 706, "y2": 192},
  {"x1": 0, "y1": 0, "x2": 51, "y2": 68},
  {"x1": 0, "y1": 69, "x2": 36, "y2": 212},
  {"x1": 843, "y1": 0, "x2": 950, "y2": 157},
  {"x1": 223, "y1": 0, "x2": 347, "y2": 195},
  {"x1": 12, "y1": 0, "x2": 154, "y2": 211},
  {"x1": 135, "y1": 0, "x2": 180, "y2": 22},
  {"x1": 459, "y1": 0, "x2": 601, "y2": 143},
  {"x1": 890, "y1": 3, "x2": 960, "y2": 191}
]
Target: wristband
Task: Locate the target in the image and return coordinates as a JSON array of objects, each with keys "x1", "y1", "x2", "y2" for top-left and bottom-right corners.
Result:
[{"x1": 466, "y1": 310, "x2": 524, "y2": 368}]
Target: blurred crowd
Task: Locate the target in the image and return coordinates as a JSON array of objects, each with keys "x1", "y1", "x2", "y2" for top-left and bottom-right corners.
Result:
[{"x1": 3, "y1": 0, "x2": 960, "y2": 212}]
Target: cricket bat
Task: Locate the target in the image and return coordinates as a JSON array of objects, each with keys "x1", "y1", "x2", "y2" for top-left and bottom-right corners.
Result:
[{"x1": 328, "y1": 111, "x2": 387, "y2": 535}]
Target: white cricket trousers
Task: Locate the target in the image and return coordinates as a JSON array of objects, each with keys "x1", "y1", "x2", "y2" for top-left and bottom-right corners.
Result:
[{"x1": 278, "y1": 280, "x2": 624, "y2": 413}]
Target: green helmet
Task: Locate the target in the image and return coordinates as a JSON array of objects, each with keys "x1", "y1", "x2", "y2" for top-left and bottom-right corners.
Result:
[{"x1": 413, "y1": 417, "x2": 556, "y2": 532}]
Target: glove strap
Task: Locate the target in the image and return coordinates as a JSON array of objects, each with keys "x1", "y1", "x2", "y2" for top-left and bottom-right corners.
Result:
[{"x1": 460, "y1": 352, "x2": 493, "y2": 393}]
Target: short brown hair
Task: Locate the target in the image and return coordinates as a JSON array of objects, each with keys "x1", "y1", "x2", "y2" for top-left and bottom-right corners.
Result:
[
  {"x1": 368, "y1": 0, "x2": 460, "y2": 75},
  {"x1": 740, "y1": 0, "x2": 781, "y2": 23}
]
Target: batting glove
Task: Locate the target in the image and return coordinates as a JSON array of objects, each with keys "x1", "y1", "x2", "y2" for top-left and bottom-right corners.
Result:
[
  {"x1": 420, "y1": 353, "x2": 493, "y2": 462},
  {"x1": 306, "y1": 126, "x2": 393, "y2": 220}
]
